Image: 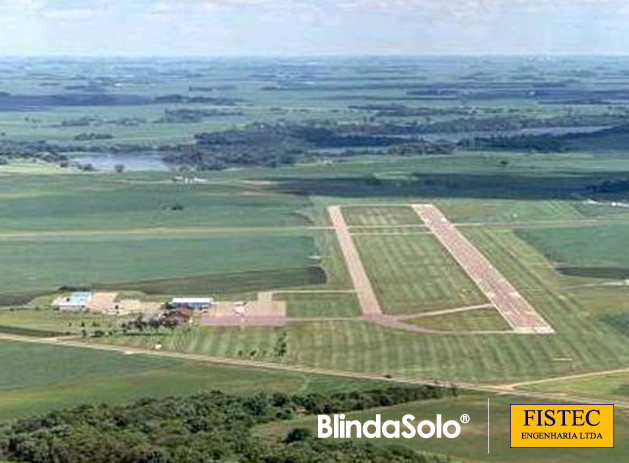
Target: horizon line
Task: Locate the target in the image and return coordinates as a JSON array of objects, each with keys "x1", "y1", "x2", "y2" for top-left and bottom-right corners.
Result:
[{"x1": 2, "y1": 53, "x2": 629, "y2": 59}]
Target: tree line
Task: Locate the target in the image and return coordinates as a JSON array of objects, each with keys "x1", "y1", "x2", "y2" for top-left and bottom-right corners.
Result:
[{"x1": 0, "y1": 385, "x2": 459, "y2": 463}]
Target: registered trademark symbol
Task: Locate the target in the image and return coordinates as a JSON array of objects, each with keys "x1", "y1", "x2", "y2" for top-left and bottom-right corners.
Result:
[{"x1": 460, "y1": 414, "x2": 470, "y2": 424}]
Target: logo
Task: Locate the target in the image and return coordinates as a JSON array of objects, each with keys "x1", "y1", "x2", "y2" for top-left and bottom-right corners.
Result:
[
  {"x1": 318, "y1": 414, "x2": 467, "y2": 439},
  {"x1": 510, "y1": 404, "x2": 614, "y2": 448}
]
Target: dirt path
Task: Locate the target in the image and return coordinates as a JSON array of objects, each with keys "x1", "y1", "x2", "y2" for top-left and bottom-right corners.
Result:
[
  {"x1": 413, "y1": 204, "x2": 554, "y2": 335},
  {"x1": 328, "y1": 206, "x2": 383, "y2": 316},
  {"x1": 0, "y1": 226, "x2": 333, "y2": 240}
]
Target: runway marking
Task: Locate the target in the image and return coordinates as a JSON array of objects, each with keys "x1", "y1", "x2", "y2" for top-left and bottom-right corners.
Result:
[{"x1": 412, "y1": 204, "x2": 554, "y2": 335}]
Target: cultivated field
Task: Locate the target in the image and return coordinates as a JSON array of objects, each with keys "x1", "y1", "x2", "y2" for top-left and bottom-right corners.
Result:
[
  {"x1": 4, "y1": 57, "x2": 629, "y2": 462},
  {"x1": 0, "y1": 339, "x2": 384, "y2": 422},
  {"x1": 3, "y1": 156, "x2": 629, "y2": 389}
]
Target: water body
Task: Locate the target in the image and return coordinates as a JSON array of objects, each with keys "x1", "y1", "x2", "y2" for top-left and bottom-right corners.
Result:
[
  {"x1": 70, "y1": 152, "x2": 171, "y2": 172},
  {"x1": 71, "y1": 126, "x2": 610, "y2": 170}
]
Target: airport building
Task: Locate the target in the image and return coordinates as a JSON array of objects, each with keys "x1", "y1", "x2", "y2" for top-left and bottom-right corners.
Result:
[
  {"x1": 52, "y1": 292, "x2": 93, "y2": 312},
  {"x1": 170, "y1": 297, "x2": 213, "y2": 311}
]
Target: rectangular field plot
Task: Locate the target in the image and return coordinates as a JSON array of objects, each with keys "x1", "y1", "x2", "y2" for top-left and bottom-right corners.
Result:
[
  {"x1": 282, "y1": 292, "x2": 361, "y2": 318},
  {"x1": 0, "y1": 309, "x2": 116, "y2": 336},
  {"x1": 350, "y1": 226, "x2": 430, "y2": 236},
  {"x1": 516, "y1": 224, "x2": 629, "y2": 280},
  {"x1": 405, "y1": 307, "x2": 511, "y2": 332},
  {"x1": 354, "y1": 234, "x2": 487, "y2": 315},
  {"x1": 341, "y1": 206, "x2": 422, "y2": 227},
  {"x1": 437, "y1": 199, "x2": 583, "y2": 225},
  {"x1": 0, "y1": 234, "x2": 318, "y2": 297},
  {"x1": 0, "y1": 175, "x2": 314, "y2": 231},
  {"x1": 0, "y1": 340, "x2": 378, "y2": 422}
]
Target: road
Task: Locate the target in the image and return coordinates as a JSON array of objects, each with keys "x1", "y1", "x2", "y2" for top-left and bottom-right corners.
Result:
[
  {"x1": 413, "y1": 204, "x2": 554, "y2": 334},
  {"x1": 328, "y1": 206, "x2": 383, "y2": 316}
]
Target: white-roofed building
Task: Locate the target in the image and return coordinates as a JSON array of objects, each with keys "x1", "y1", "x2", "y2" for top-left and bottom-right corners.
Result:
[
  {"x1": 170, "y1": 297, "x2": 213, "y2": 311},
  {"x1": 51, "y1": 292, "x2": 92, "y2": 312}
]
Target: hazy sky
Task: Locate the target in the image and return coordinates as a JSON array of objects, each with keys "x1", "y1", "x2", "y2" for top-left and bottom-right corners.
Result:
[{"x1": 0, "y1": 0, "x2": 628, "y2": 56}]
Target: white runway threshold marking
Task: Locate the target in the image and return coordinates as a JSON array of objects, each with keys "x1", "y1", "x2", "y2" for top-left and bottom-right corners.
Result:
[{"x1": 412, "y1": 204, "x2": 554, "y2": 334}]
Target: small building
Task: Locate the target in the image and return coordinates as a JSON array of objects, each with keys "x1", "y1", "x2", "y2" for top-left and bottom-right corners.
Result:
[
  {"x1": 52, "y1": 292, "x2": 92, "y2": 312},
  {"x1": 170, "y1": 297, "x2": 213, "y2": 311}
]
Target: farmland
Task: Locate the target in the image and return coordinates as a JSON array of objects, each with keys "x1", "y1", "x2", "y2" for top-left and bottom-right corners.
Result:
[
  {"x1": 516, "y1": 223, "x2": 629, "y2": 279},
  {"x1": 3, "y1": 156, "x2": 629, "y2": 388},
  {"x1": 2, "y1": 56, "x2": 629, "y2": 462},
  {"x1": 0, "y1": 233, "x2": 319, "y2": 297},
  {"x1": 0, "y1": 338, "x2": 391, "y2": 422}
]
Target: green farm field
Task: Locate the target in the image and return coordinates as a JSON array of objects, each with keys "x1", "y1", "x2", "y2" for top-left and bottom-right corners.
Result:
[
  {"x1": 90, "y1": 216, "x2": 629, "y2": 385},
  {"x1": 406, "y1": 308, "x2": 511, "y2": 332},
  {"x1": 0, "y1": 308, "x2": 117, "y2": 336},
  {"x1": 342, "y1": 205, "x2": 426, "y2": 227},
  {"x1": 517, "y1": 224, "x2": 629, "y2": 279},
  {"x1": 3, "y1": 54, "x2": 629, "y2": 463},
  {"x1": 523, "y1": 371, "x2": 629, "y2": 402},
  {"x1": 0, "y1": 173, "x2": 314, "y2": 231},
  {"x1": 2, "y1": 154, "x2": 629, "y2": 386},
  {"x1": 282, "y1": 292, "x2": 361, "y2": 318},
  {"x1": 0, "y1": 339, "x2": 388, "y2": 422},
  {"x1": 0, "y1": 233, "x2": 318, "y2": 297}
]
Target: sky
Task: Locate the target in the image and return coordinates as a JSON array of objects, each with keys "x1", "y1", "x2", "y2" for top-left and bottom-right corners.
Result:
[{"x1": 0, "y1": 0, "x2": 628, "y2": 56}]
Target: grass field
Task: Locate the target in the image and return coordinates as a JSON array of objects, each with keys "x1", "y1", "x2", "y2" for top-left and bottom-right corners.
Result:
[
  {"x1": 0, "y1": 173, "x2": 314, "y2": 231},
  {"x1": 355, "y1": 233, "x2": 487, "y2": 314},
  {"x1": 4, "y1": 159, "x2": 629, "y2": 388},
  {"x1": 516, "y1": 224, "x2": 629, "y2": 279},
  {"x1": 0, "y1": 308, "x2": 121, "y2": 335},
  {"x1": 439, "y1": 199, "x2": 584, "y2": 225},
  {"x1": 90, "y1": 221, "x2": 629, "y2": 385},
  {"x1": 2, "y1": 152, "x2": 629, "y2": 463},
  {"x1": 0, "y1": 339, "x2": 388, "y2": 422},
  {"x1": 282, "y1": 292, "x2": 361, "y2": 318},
  {"x1": 0, "y1": 233, "x2": 319, "y2": 298},
  {"x1": 4, "y1": 58, "x2": 629, "y2": 462},
  {"x1": 0, "y1": 339, "x2": 176, "y2": 393},
  {"x1": 342, "y1": 205, "x2": 423, "y2": 227},
  {"x1": 523, "y1": 371, "x2": 629, "y2": 402},
  {"x1": 405, "y1": 308, "x2": 511, "y2": 332}
]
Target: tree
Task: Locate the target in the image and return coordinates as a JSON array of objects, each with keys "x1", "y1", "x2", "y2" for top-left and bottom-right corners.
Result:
[
  {"x1": 114, "y1": 164, "x2": 126, "y2": 174},
  {"x1": 148, "y1": 318, "x2": 162, "y2": 332},
  {"x1": 162, "y1": 318, "x2": 180, "y2": 332},
  {"x1": 284, "y1": 427, "x2": 312, "y2": 443}
]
